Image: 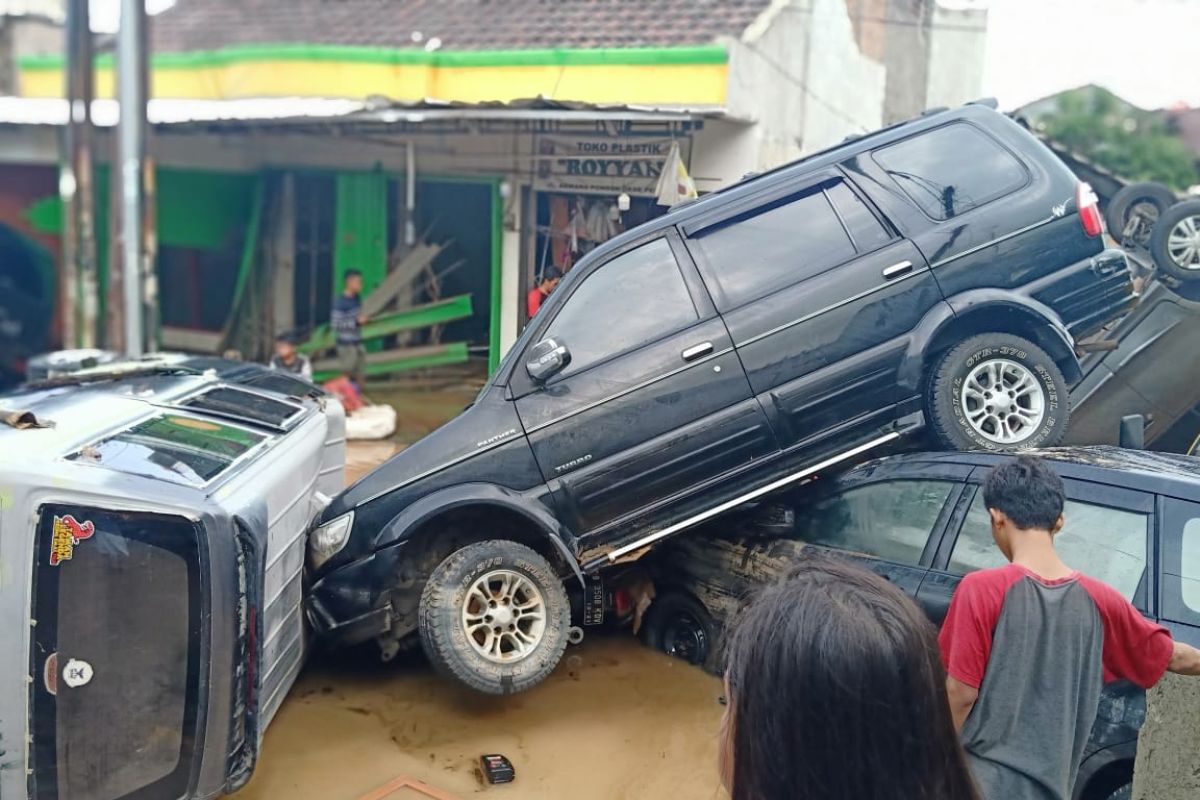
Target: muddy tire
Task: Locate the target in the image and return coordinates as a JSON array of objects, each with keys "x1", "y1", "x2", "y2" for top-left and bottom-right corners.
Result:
[
  {"x1": 1149, "y1": 199, "x2": 1200, "y2": 283},
  {"x1": 418, "y1": 540, "x2": 569, "y2": 695},
  {"x1": 641, "y1": 591, "x2": 718, "y2": 672},
  {"x1": 1105, "y1": 181, "x2": 1176, "y2": 248},
  {"x1": 928, "y1": 333, "x2": 1069, "y2": 451}
]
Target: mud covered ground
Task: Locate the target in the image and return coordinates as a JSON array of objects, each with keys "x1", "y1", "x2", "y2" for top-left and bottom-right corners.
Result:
[{"x1": 235, "y1": 377, "x2": 726, "y2": 799}]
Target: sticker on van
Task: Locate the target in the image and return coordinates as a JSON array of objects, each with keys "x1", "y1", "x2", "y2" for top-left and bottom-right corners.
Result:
[{"x1": 49, "y1": 514, "x2": 95, "y2": 566}]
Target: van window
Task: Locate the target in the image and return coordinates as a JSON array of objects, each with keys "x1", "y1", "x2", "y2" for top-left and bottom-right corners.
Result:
[
  {"x1": 874, "y1": 123, "x2": 1027, "y2": 221},
  {"x1": 1180, "y1": 518, "x2": 1200, "y2": 613},
  {"x1": 180, "y1": 386, "x2": 302, "y2": 428},
  {"x1": 689, "y1": 185, "x2": 856, "y2": 308},
  {"x1": 69, "y1": 414, "x2": 265, "y2": 486},
  {"x1": 543, "y1": 238, "x2": 698, "y2": 376}
]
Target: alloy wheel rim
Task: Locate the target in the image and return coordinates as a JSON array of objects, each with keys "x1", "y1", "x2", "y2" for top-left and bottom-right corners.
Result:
[
  {"x1": 1166, "y1": 214, "x2": 1200, "y2": 270},
  {"x1": 461, "y1": 569, "x2": 547, "y2": 663},
  {"x1": 960, "y1": 358, "x2": 1046, "y2": 444}
]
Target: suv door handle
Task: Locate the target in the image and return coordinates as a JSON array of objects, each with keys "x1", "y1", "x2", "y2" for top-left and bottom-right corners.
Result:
[
  {"x1": 681, "y1": 342, "x2": 714, "y2": 362},
  {"x1": 882, "y1": 260, "x2": 914, "y2": 279}
]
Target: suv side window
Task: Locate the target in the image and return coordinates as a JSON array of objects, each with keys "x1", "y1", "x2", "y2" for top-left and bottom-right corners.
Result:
[
  {"x1": 950, "y1": 490, "x2": 1149, "y2": 604},
  {"x1": 543, "y1": 238, "x2": 698, "y2": 377},
  {"x1": 873, "y1": 123, "x2": 1028, "y2": 221},
  {"x1": 795, "y1": 480, "x2": 955, "y2": 566},
  {"x1": 688, "y1": 183, "x2": 857, "y2": 308},
  {"x1": 826, "y1": 181, "x2": 893, "y2": 254}
]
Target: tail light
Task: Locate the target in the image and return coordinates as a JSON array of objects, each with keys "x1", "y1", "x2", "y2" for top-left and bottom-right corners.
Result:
[{"x1": 1077, "y1": 182, "x2": 1104, "y2": 237}]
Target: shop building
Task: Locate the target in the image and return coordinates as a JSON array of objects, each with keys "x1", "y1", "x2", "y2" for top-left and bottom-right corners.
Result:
[{"x1": 0, "y1": 0, "x2": 987, "y2": 372}]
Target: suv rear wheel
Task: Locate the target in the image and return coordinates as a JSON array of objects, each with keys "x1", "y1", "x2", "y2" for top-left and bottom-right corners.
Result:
[
  {"x1": 418, "y1": 540, "x2": 570, "y2": 695},
  {"x1": 928, "y1": 333, "x2": 1069, "y2": 451}
]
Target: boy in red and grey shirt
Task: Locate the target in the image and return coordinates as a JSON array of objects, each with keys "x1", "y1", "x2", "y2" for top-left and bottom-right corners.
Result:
[{"x1": 940, "y1": 456, "x2": 1200, "y2": 800}]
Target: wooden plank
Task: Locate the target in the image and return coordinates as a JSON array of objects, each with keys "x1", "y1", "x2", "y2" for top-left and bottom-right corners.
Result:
[
  {"x1": 299, "y1": 294, "x2": 473, "y2": 354},
  {"x1": 312, "y1": 342, "x2": 469, "y2": 382}
]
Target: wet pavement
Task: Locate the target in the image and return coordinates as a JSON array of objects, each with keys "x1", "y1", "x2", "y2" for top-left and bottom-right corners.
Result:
[{"x1": 235, "y1": 396, "x2": 726, "y2": 799}]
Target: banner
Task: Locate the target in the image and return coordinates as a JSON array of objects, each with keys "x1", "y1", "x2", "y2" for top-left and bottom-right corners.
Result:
[{"x1": 534, "y1": 134, "x2": 693, "y2": 197}]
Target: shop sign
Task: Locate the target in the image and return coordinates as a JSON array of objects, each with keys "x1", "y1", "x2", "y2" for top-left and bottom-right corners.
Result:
[{"x1": 534, "y1": 135, "x2": 692, "y2": 196}]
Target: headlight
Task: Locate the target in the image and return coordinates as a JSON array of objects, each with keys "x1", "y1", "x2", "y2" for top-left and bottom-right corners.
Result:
[{"x1": 309, "y1": 511, "x2": 354, "y2": 570}]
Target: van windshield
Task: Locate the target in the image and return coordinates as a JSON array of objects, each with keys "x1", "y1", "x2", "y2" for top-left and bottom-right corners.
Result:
[{"x1": 69, "y1": 414, "x2": 265, "y2": 487}]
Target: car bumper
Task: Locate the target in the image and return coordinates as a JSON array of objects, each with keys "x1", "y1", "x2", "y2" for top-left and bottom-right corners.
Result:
[{"x1": 306, "y1": 542, "x2": 409, "y2": 647}]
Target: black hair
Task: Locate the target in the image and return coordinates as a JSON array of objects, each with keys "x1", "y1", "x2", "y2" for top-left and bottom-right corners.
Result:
[
  {"x1": 541, "y1": 267, "x2": 563, "y2": 283},
  {"x1": 275, "y1": 331, "x2": 298, "y2": 345},
  {"x1": 344, "y1": 269, "x2": 363, "y2": 282},
  {"x1": 724, "y1": 554, "x2": 979, "y2": 800},
  {"x1": 982, "y1": 455, "x2": 1065, "y2": 531}
]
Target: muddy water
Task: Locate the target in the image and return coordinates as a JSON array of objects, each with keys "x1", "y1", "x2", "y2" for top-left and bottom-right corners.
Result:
[{"x1": 234, "y1": 636, "x2": 726, "y2": 800}]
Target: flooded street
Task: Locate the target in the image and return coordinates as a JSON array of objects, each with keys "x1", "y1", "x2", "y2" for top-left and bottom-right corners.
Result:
[
  {"x1": 235, "y1": 638, "x2": 723, "y2": 799},
  {"x1": 235, "y1": 396, "x2": 726, "y2": 800}
]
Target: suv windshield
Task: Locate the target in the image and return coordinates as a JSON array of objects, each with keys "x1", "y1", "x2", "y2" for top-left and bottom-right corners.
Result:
[{"x1": 69, "y1": 414, "x2": 265, "y2": 486}]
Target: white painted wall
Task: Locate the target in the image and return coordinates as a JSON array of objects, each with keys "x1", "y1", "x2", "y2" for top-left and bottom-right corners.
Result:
[
  {"x1": 925, "y1": 4, "x2": 988, "y2": 109},
  {"x1": 498, "y1": 184, "x2": 522, "y2": 359}
]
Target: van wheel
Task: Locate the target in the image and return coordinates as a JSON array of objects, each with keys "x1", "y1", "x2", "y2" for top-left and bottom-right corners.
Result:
[
  {"x1": 928, "y1": 333, "x2": 1069, "y2": 451},
  {"x1": 1149, "y1": 199, "x2": 1200, "y2": 283},
  {"x1": 418, "y1": 540, "x2": 569, "y2": 695}
]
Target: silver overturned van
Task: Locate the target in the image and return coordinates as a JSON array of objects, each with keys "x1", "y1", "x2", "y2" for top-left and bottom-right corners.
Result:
[{"x1": 0, "y1": 364, "x2": 344, "y2": 799}]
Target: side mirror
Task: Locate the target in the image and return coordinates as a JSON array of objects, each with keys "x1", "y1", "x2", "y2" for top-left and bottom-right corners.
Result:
[
  {"x1": 1118, "y1": 414, "x2": 1145, "y2": 450},
  {"x1": 526, "y1": 338, "x2": 571, "y2": 383}
]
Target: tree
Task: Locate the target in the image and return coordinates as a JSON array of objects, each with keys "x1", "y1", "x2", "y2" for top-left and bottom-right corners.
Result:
[{"x1": 1034, "y1": 87, "x2": 1198, "y2": 191}]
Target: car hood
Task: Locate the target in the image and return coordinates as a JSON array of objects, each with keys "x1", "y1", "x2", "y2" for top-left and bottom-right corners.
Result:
[{"x1": 325, "y1": 397, "x2": 525, "y2": 516}]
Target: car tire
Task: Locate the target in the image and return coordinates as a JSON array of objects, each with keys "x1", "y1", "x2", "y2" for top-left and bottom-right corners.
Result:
[
  {"x1": 928, "y1": 333, "x2": 1069, "y2": 451},
  {"x1": 641, "y1": 591, "x2": 718, "y2": 672},
  {"x1": 1105, "y1": 182, "x2": 1177, "y2": 248},
  {"x1": 418, "y1": 540, "x2": 570, "y2": 695},
  {"x1": 1149, "y1": 199, "x2": 1200, "y2": 283}
]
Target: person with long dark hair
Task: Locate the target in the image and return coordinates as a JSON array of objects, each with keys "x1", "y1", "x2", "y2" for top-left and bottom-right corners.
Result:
[{"x1": 719, "y1": 555, "x2": 980, "y2": 800}]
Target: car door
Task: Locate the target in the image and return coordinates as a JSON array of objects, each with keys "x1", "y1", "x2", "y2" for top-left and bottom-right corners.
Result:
[
  {"x1": 681, "y1": 169, "x2": 940, "y2": 454},
  {"x1": 1157, "y1": 497, "x2": 1200, "y2": 648},
  {"x1": 792, "y1": 471, "x2": 968, "y2": 597},
  {"x1": 918, "y1": 474, "x2": 1156, "y2": 626},
  {"x1": 511, "y1": 232, "x2": 778, "y2": 537}
]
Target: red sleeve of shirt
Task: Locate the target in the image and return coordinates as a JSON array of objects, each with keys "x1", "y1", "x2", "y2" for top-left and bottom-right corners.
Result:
[
  {"x1": 526, "y1": 288, "x2": 542, "y2": 317},
  {"x1": 1077, "y1": 575, "x2": 1174, "y2": 689},
  {"x1": 938, "y1": 565, "x2": 1024, "y2": 689}
]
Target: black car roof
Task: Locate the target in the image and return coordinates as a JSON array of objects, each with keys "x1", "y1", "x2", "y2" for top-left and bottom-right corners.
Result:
[
  {"x1": 856, "y1": 446, "x2": 1200, "y2": 500},
  {"x1": 577, "y1": 102, "x2": 1004, "y2": 265}
]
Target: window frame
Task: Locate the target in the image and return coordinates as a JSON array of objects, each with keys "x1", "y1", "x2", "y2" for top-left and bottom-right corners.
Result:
[
  {"x1": 795, "y1": 476, "x2": 966, "y2": 568},
  {"x1": 1158, "y1": 496, "x2": 1200, "y2": 628},
  {"x1": 509, "y1": 229, "x2": 714, "y2": 397},
  {"x1": 870, "y1": 120, "x2": 1033, "y2": 224},
  {"x1": 680, "y1": 168, "x2": 899, "y2": 311},
  {"x1": 933, "y1": 474, "x2": 1156, "y2": 613}
]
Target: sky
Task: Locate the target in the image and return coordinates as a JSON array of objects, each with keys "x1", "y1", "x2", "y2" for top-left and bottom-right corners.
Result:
[{"x1": 982, "y1": 0, "x2": 1200, "y2": 110}]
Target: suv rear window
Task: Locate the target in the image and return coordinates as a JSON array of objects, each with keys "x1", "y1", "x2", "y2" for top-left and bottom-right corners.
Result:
[
  {"x1": 180, "y1": 386, "x2": 301, "y2": 428},
  {"x1": 873, "y1": 123, "x2": 1027, "y2": 220},
  {"x1": 69, "y1": 414, "x2": 265, "y2": 486}
]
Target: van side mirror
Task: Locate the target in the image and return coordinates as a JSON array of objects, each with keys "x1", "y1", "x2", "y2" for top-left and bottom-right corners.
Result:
[
  {"x1": 526, "y1": 338, "x2": 571, "y2": 383},
  {"x1": 1118, "y1": 414, "x2": 1145, "y2": 450}
]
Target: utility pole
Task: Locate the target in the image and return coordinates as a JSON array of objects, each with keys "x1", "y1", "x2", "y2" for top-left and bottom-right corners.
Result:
[
  {"x1": 61, "y1": 0, "x2": 96, "y2": 348},
  {"x1": 116, "y1": 0, "x2": 149, "y2": 356}
]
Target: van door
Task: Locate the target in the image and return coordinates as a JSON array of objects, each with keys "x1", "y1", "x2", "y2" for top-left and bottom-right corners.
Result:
[
  {"x1": 682, "y1": 170, "x2": 940, "y2": 453},
  {"x1": 511, "y1": 233, "x2": 777, "y2": 537}
]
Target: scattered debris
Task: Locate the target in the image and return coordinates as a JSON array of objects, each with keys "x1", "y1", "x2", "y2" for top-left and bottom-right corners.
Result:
[
  {"x1": 356, "y1": 775, "x2": 461, "y2": 800},
  {"x1": 0, "y1": 408, "x2": 52, "y2": 429},
  {"x1": 480, "y1": 754, "x2": 516, "y2": 785}
]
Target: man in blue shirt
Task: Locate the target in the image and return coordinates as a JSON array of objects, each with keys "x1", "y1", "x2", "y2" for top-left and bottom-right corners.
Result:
[{"x1": 330, "y1": 269, "x2": 367, "y2": 387}]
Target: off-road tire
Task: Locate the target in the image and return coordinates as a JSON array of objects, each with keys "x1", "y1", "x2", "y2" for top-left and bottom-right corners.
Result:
[
  {"x1": 928, "y1": 333, "x2": 1069, "y2": 451},
  {"x1": 1105, "y1": 181, "x2": 1176, "y2": 248},
  {"x1": 641, "y1": 591, "x2": 719, "y2": 674},
  {"x1": 1149, "y1": 199, "x2": 1200, "y2": 283},
  {"x1": 418, "y1": 540, "x2": 569, "y2": 695}
]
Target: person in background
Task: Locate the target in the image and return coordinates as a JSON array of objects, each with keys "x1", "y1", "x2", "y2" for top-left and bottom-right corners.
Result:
[
  {"x1": 940, "y1": 456, "x2": 1200, "y2": 800},
  {"x1": 331, "y1": 269, "x2": 367, "y2": 388},
  {"x1": 269, "y1": 331, "x2": 312, "y2": 380},
  {"x1": 526, "y1": 267, "x2": 562, "y2": 318},
  {"x1": 720, "y1": 555, "x2": 980, "y2": 800}
]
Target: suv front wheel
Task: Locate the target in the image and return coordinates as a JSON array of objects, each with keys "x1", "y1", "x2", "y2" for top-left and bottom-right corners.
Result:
[
  {"x1": 418, "y1": 539, "x2": 570, "y2": 695},
  {"x1": 928, "y1": 333, "x2": 1069, "y2": 451}
]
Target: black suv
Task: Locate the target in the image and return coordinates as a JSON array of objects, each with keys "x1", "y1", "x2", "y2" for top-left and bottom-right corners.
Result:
[
  {"x1": 645, "y1": 447, "x2": 1200, "y2": 799},
  {"x1": 307, "y1": 103, "x2": 1133, "y2": 694}
]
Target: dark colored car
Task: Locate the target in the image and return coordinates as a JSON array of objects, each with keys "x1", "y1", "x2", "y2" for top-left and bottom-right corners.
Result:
[
  {"x1": 646, "y1": 446, "x2": 1200, "y2": 800},
  {"x1": 308, "y1": 102, "x2": 1134, "y2": 694}
]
